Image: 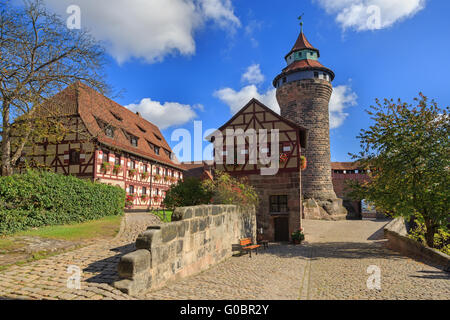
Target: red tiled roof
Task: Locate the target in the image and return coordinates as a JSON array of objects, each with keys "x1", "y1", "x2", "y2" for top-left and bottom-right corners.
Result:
[
  {"x1": 273, "y1": 59, "x2": 335, "y2": 85},
  {"x1": 285, "y1": 32, "x2": 319, "y2": 59},
  {"x1": 50, "y1": 82, "x2": 185, "y2": 170},
  {"x1": 282, "y1": 59, "x2": 326, "y2": 73},
  {"x1": 331, "y1": 162, "x2": 363, "y2": 170}
]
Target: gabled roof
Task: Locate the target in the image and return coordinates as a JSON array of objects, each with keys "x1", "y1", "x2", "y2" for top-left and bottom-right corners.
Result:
[
  {"x1": 209, "y1": 98, "x2": 308, "y2": 148},
  {"x1": 285, "y1": 32, "x2": 320, "y2": 59},
  {"x1": 47, "y1": 82, "x2": 185, "y2": 170}
]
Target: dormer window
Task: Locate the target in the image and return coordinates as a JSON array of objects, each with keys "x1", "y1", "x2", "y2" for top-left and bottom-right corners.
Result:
[
  {"x1": 164, "y1": 148, "x2": 171, "y2": 158},
  {"x1": 95, "y1": 117, "x2": 115, "y2": 138},
  {"x1": 130, "y1": 136, "x2": 138, "y2": 147},
  {"x1": 105, "y1": 126, "x2": 114, "y2": 138},
  {"x1": 154, "y1": 146, "x2": 160, "y2": 155},
  {"x1": 154, "y1": 133, "x2": 162, "y2": 141},
  {"x1": 136, "y1": 124, "x2": 146, "y2": 133},
  {"x1": 110, "y1": 112, "x2": 123, "y2": 121},
  {"x1": 123, "y1": 129, "x2": 138, "y2": 147}
]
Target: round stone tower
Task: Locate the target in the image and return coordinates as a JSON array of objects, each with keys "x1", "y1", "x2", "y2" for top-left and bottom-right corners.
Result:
[{"x1": 273, "y1": 24, "x2": 347, "y2": 219}]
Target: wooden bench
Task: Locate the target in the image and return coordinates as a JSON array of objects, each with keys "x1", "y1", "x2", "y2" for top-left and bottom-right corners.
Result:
[{"x1": 239, "y1": 238, "x2": 260, "y2": 258}]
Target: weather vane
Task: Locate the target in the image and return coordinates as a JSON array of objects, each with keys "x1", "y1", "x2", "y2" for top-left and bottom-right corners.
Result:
[{"x1": 298, "y1": 13, "x2": 304, "y2": 32}]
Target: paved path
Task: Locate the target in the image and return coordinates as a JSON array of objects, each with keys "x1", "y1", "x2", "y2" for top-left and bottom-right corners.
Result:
[
  {"x1": 0, "y1": 213, "x2": 160, "y2": 300},
  {"x1": 0, "y1": 217, "x2": 448, "y2": 300},
  {"x1": 142, "y1": 219, "x2": 449, "y2": 300},
  {"x1": 304, "y1": 220, "x2": 450, "y2": 300}
]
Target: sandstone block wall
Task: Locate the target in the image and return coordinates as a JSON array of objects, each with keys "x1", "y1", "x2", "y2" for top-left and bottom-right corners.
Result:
[
  {"x1": 384, "y1": 218, "x2": 450, "y2": 272},
  {"x1": 276, "y1": 79, "x2": 336, "y2": 201},
  {"x1": 114, "y1": 205, "x2": 257, "y2": 295},
  {"x1": 249, "y1": 171, "x2": 302, "y2": 241}
]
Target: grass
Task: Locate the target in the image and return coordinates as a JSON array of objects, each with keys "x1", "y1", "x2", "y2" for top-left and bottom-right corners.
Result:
[
  {"x1": 151, "y1": 210, "x2": 173, "y2": 223},
  {"x1": 13, "y1": 214, "x2": 123, "y2": 242}
]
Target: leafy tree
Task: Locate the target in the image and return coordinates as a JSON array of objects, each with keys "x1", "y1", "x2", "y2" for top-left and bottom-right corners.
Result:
[
  {"x1": 0, "y1": 0, "x2": 108, "y2": 176},
  {"x1": 348, "y1": 93, "x2": 449, "y2": 247}
]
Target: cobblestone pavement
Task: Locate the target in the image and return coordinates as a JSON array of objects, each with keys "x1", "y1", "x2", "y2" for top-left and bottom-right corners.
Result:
[
  {"x1": 0, "y1": 213, "x2": 161, "y2": 300},
  {"x1": 142, "y1": 219, "x2": 449, "y2": 300},
  {"x1": 304, "y1": 219, "x2": 450, "y2": 300},
  {"x1": 0, "y1": 217, "x2": 448, "y2": 300},
  {"x1": 143, "y1": 243, "x2": 310, "y2": 300}
]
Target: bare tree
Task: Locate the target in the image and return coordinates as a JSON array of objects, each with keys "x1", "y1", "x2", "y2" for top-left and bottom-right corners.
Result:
[{"x1": 0, "y1": 0, "x2": 108, "y2": 176}]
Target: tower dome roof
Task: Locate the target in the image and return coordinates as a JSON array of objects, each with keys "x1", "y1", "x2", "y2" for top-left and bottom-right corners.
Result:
[{"x1": 285, "y1": 31, "x2": 320, "y2": 60}]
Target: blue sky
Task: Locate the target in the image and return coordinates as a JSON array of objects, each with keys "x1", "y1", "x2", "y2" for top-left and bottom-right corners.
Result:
[{"x1": 41, "y1": 0, "x2": 450, "y2": 162}]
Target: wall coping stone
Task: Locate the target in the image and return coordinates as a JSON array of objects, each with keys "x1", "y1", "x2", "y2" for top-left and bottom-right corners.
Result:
[{"x1": 384, "y1": 217, "x2": 450, "y2": 272}]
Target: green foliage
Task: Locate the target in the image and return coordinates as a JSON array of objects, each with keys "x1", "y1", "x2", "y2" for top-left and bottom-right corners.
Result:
[
  {"x1": 203, "y1": 171, "x2": 259, "y2": 209},
  {"x1": 163, "y1": 172, "x2": 259, "y2": 211},
  {"x1": 0, "y1": 170, "x2": 125, "y2": 235},
  {"x1": 409, "y1": 222, "x2": 450, "y2": 255},
  {"x1": 348, "y1": 93, "x2": 449, "y2": 247},
  {"x1": 163, "y1": 177, "x2": 213, "y2": 210},
  {"x1": 291, "y1": 229, "x2": 305, "y2": 243}
]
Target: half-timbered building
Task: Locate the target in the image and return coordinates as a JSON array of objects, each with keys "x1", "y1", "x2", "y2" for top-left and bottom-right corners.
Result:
[
  {"x1": 21, "y1": 82, "x2": 184, "y2": 209},
  {"x1": 207, "y1": 98, "x2": 308, "y2": 242}
]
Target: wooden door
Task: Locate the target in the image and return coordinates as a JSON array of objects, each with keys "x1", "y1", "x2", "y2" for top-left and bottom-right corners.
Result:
[{"x1": 274, "y1": 217, "x2": 289, "y2": 242}]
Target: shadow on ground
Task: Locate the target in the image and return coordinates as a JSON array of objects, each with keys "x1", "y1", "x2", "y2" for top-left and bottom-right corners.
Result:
[{"x1": 83, "y1": 243, "x2": 136, "y2": 284}]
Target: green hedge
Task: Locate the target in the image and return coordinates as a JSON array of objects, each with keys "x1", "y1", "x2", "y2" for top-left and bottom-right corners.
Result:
[{"x1": 0, "y1": 170, "x2": 125, "y2": 235}]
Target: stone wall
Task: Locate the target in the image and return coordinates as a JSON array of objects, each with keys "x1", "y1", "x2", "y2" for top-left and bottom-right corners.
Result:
[
  {"x1": 276, "y1": 79, "x2": 335, "y2": 201},
  {"x1": 384, "y1": 218, "x2": 450, "y2": 272},
  {"x1": 248, "y1": 171, "x2": 302, "y2": 241},
  {"x1": 114, "y1": 205, "x2": 257, "y2": 295},
  {"x1": 276, "y1": 78, "x2": 347, "y2": 219}
]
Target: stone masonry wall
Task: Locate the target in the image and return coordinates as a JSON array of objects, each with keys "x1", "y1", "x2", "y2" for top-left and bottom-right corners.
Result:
[
  {"x1": 276, "y1": 79, "x2": 336, "y2": 201},
  {"x1": 248, "y1": 171, "x2": 302, "y2": 241},
  {"x1": 114, "y1": 205, "x2": 257, "y2": 296}
]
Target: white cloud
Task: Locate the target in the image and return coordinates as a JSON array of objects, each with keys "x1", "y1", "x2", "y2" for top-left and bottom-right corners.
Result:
[
  {"x1": 214, "y1": 85, "x2": 278, "y2": 115},
  {"x1": 241, "y1": 64, "x2": 265, "y2": 85},
  {"x1": 329, "y1": 85, "x2": 358, "y2": 129},
  {"x1": 44, "y1": 0, "x2": 240, "y2": 64},
  {"x1": 245, "y1": 20, "x2": 263, "y2": 47},
  {"x1": 315, "y1": 0, "x2": 426, "y2": 31},
  {"x1": 126, "y1": 98, "x2": 199, "y2": 130},
  {"x1": 214, "y1": 82, "x2": 357, "y2": 129}
]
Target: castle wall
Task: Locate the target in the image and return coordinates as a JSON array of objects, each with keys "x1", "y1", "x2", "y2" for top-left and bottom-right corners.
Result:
[{"x1": 114, "y1": 204, "x2": 257, "y2": 295}]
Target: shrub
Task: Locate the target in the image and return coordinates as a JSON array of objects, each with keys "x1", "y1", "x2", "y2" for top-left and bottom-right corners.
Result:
[
  {"x1": 163, "y1": 177, "x2": 212, "y2": 210},
  {"x1": 0, "y1": 170, "x2": 125, "y2": 235},
  {"x1": 409, "y1": 222, "x2": 450, "y2": 255},
  {"x1": 202, "y1": 171, "x2": 259, "y2": 209},
  {"x1": 163, "y1": 172, "x2": 259, "y2": 213}
]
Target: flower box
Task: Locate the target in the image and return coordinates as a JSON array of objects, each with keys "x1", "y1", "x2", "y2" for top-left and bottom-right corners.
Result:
[
  {"x1": 279, "y1": 153, "x2": 289, "y2": 163},
  {"x1": 300, "y1": 156, "x2": 307, "y2": 171},
  {"x1": 128, "y1": 169, "x2": 137, "y2": 178},
  {"x1": 141, "y1": 172, "x2": 149, "y2": 180},
  {"x1": 113, "y1": 164, "x2": 122, "y2": 175},
  {"x1": 101, "y1": 162, "x2": 111, "y2": 173}
]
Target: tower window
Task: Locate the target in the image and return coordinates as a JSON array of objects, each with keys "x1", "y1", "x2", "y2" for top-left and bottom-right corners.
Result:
[
  {"x1": 282, "y1": 77, "x2": 287, "y2": 83},
  {"x1": 314, "y1": 72, "x2": 319, "y2": 79}
]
